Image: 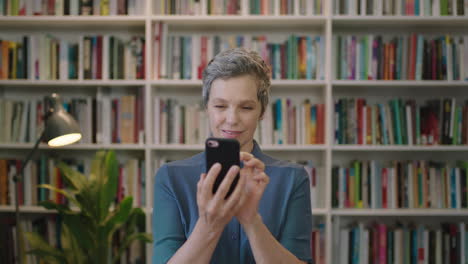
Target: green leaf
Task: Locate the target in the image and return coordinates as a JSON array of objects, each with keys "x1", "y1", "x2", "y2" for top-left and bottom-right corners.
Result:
[
  {"x1": 56, "y1": 162, "x2": 88, "y2": 191},
  {"x1": 103, "y1": 196, "x2": 133, "y2": 242},
  {"x1": 38, "y1": 200, "x2": 73, "y2": 214},
  {"x1": 37, "y1": 184, "x2": 78, "y2": 206},
  {"x1": 24, "y1": 232, "x2": 66, "y2": 263},
  {"x1": 60, "y1": 223, "x2": 89, "y2": 264},
  {"x1": 100, "y1": 150, "x2": 119, "y2": 223},
  {"x1": 112, "y1": 233, "x2": 153, "y2": 264},
  {"x1": 90, "y1": 150, "x2": 107, "y2": 182},
  {"x1": 61, "y1": 214, "x2": 97, "y2": 253}
]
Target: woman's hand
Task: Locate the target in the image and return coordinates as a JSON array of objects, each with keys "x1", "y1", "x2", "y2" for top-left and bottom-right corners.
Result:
[
  {"x1": 196, "y1": 162, "x2": 246, "y2": 237},
  {"x1": 235, "y1": 152, "x2": 270, "y2": 227}
]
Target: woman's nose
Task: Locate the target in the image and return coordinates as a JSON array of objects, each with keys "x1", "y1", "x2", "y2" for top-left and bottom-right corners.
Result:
[{"x1": 225, "y1": 109, "x2": 239, "y2": 125}]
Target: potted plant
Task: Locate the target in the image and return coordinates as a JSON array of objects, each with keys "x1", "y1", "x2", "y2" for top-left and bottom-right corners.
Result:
[{"x1": 24, "y1": 150, "x2": 152, "y2": 264}]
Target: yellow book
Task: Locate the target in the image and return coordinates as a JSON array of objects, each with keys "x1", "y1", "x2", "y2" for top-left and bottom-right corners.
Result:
[
  {"x1": 9, "y1": 42, "x2": 17, "y2": 79},
  {"x1": 101, "y1": 0, "x2": 109, "y2": 15}
]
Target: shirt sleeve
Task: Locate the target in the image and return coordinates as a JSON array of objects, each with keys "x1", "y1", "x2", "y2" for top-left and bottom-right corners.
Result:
[
  {"x1": 279, "y1": 167, "x2": 313, "y2": 263},
  {"x1": 152, "y1": 165, "x2": 186, "y2": 264}
]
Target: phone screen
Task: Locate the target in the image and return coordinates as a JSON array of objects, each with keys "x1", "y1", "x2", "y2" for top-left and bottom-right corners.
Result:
[{"x1": 205, "y1": 137, "x2": 240, "y2": 198}]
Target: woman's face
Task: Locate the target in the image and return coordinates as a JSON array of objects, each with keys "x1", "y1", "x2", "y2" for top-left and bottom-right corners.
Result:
[{"x1": 207, "y1": 75, "x2": 262, "y2": 152}]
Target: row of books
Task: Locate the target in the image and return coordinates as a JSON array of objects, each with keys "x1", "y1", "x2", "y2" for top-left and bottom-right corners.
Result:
[
  {"x1": 0, "y1": 97, "x2": 93, "y2": 143},
  {"x1": 311, "y1": 223, "x2": 326, "y2": 264},
  {"x1": 250, "y1": 0, "x2": 322, "y2": 15},
  {"x1": 335, "y1": 0, "x2": 468, "y2": 16},
  {"x1": 0, "y1": 157, "x2": 146, "y2": 207},
  {"x1": 331, "y1": 160, "x2": 468, "y2": 209},
  {"x1": 154, "y1": 0, "x2": 323, "y2": 15},
  {"x1": 0, "y1": 217, "x2": 59, "y2": 264},
  {"x1": 153, "y1": 23, "x2": 326, "y2": 80},
  {"x1": 334, "y1": 98, "x2": 468, "y2": 145},
  {"x1": 0, "y1": 0, "x2": 143, "y2": 16},
  {"x1": 0, "y1": 217, "x2": 145, "y2": 264},
  {"x1": 337, "y1": 222, "x2": 468, "y2": 264},
  {"x1": 152, "y1": 97, "x2": 325, "y2": 145},
  {"x1": 299, "y1": 160, "x2": 323, "y2": 209},
  {"x1": 0, "y1": 91, "x2": 144, "y2": 144},
  {"x1": 0, "y1": 34, "x2": 145, "y2": 81},
  {"x1": 334, "y1": 34, "x2": 468, "y2": 81}
]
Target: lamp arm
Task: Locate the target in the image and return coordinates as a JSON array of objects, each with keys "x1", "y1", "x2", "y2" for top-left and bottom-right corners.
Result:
[{"x1": 13, "y1": 129, "x2": 46, "y2": 264}]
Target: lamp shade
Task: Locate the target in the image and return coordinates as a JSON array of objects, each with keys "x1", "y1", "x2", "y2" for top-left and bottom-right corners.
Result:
[{"x1": 44, "y1": 94, "x2": 82, "y2": 147}]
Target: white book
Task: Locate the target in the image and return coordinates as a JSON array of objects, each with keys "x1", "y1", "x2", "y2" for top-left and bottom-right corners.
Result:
[
  {"x1": 394, "y1": 229, "x2": 402, "y2": 263},
  {"x1": 159, "y1": 23, "x2": 168, "y2": 78},
  {"x1": 406, "y1": 104, "x2": 413, "y2": 145},
  {"x1": 433, "y1": 0, "x2": 441, "y2": 15},
  {"x1": 55, "y1": 0, "x2": 63, "y2": 15},
  {"x1": 102, "y1": 91, "x2": 111, "y2": 144},
  {"x1": 464, "y1": 36, "x2": 468, "y2": 80},
  {"x1": 28, "y1": 100, "x2": 37, "y2": 143},
  {"x1": 361, "y1": 0, "x2": 367, "y2": 15},
  {"x1": 153, "y1": 22, "x2": 161, "y2": 79},
  {"x1": 454, "y1": 0, "x2": 458, "y2": 15},
  {"x1": 362, "y1": 228, "x2": 369, "y2": 264},
  {"x1": 33, "y1": 0, "x2": 41, "y2": 14},
  {"x1": 294, "y1": 0, "x2": 299, "y2": 15},
  {"x1": 191, "y1": 34, "x2": 200, "y2": 80},
  {"x1": 359, "y1": 223, "x2": 366, "y2": 264},
  {"x1": 349, "y1": 0, "x2": 356, "y2": 15},
  {"x1": 153, "y1": 96, "x2": 161, "y2": 144},
  {"x1": 127, "y1": 0, "x2": 136, "y2": 15},
  {"x1": 102, "y1": 35, "x2": 109, "y2": 80},
  {"x1": 29, "y1": 35, "x2": 36, "y2": 80},
  {"x1": 307, "y1": 0, "x2": 314, "y2": 15},
  {"x1": 19, "y1": 100, "x2": 28, "y2": 143},
  {"x1": 174, "y1": 103, "x2": 181, "y2": 144},
  {"x1": 70, "y1": 0, "x2": 78, "y2": 15},
  {"x1": 436, "y1": 230, "x2": 442, "y2": 264},
  {"x1": 420, "y1": 0, "x2": 425, "y2": 15},
  {"x1": 59, "y1": 39, "x2": 68, "y2": 80},
  {"x1": 109, "y1": 0, "x2": 117, "y2": 15},
  {"x1": 446, "y1": 37, "x2": 453, "y2": 80},
  {"x1": 446, "y1": 165, "x2": 452, "y2": 208},
  {"x1": 356, "y1": 37, "x2": 361, "y2": 80},
  {"x1": 375, "y1": 0, "x2": 383, "y2": 15},
  {"x1": 339, "y1": 167, "x2": 345, "y2": 208},
  {"x1": 339, "y1": 228, "x2": 349, "y2": 264},
  {"x1": 396, "y1": 0, "x2": 402, "y2": 15}
]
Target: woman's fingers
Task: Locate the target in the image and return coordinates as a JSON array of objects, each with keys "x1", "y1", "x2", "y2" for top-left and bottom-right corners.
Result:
[
  {"x1": 201, "y1": 163, "x2": 222, "y2": 199},
  {"x1": 225, "y1": 168, "x2": 247, "y2": 211},
  {"x1": 244, "y1": 157, "x2": 265, "y2": 171},
  {"x1": 212, "y1": 165, "x2": 240, "y2": 202}
]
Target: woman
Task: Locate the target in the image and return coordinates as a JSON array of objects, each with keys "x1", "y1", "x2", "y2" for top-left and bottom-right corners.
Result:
[{"x1": 153, "y1": 48, "x2": 312, "y2": 264}]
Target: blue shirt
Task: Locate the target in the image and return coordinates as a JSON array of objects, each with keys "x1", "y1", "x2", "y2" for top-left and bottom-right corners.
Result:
[{"x1": 152, "y1": 142, "x2": 312, "y2": 264}]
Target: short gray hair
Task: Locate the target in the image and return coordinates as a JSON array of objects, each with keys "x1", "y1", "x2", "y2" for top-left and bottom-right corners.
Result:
[{"x1": 202, "y1": 48, "x2": 271, "y2": 116}]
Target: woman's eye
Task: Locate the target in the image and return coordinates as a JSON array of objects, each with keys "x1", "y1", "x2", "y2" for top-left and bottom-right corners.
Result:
[
  {"x1": 215, "y1": 105, "x2": 225, "y2": 108},
  {"x1": 242, "y1": 107, "x2": 253, "y2": 110}
]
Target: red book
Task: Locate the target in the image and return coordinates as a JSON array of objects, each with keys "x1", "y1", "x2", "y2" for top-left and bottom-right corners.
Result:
[
  {"x1": 378, "y1": 224, "x2": 387, "y2": 264},
  {"x1": 357, "y1": 99, "x2": 363, "y2": 144},
  {"x1": 96, "y1": 36, "x2": 103, "y2": 80},
  {"x1": 382, "y1": 168, "x2": 388, "y2": 208},
  {"x1": 316, "y1": 104, "x2": 324, "y2": 144},
  {"x1": 198, "y1": 36, "x2": 207, "y2": 79},
  {"x1": 409, "y1": 34, "x2": 417, "y2": 80}
]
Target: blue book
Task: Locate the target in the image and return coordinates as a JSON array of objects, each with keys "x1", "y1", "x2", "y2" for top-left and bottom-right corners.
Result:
[
  {"x1": 275, "y1": 99, "x2": 282, "y2": 144},
  {"x1": 378, "y1": 104, "x2": 389, "y2": 145},
  {"x1": 307, "y1": 36, "x2": 314, "y2": 80},
  {"x1": 184, "y1": 36, "x2": 192, "y2": 80},
  {"x1": 415, "y1": 0, "x2": 420, "y2": 15},
  {"x1": 451, "y1": 167, "x2": 456, "y2": 208},
  {"x1": 415, "y1": 35, "x2": 424, "y2": 80}
]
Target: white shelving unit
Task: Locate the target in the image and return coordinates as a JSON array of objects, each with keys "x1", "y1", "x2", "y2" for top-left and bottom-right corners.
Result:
[{"x1": 2, "y1": 0, "x2": 468, "y2": 263}]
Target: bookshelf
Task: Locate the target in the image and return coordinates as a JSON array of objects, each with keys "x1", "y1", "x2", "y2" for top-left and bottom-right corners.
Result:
[{"x1": 2, "y1": 0, "x2": 468, "y2": 263}]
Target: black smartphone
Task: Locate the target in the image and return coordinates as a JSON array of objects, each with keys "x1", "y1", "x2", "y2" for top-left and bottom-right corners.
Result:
[{"x1": 205, "y1": 137, "x2": 240, "y2": 198}]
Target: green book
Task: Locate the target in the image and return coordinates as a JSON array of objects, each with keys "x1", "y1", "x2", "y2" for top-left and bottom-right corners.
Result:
[{"x1": 392, "y1": 99, "x2": 402, "y2": 145}]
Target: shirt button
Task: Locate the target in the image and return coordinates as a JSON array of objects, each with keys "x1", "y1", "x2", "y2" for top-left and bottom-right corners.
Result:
[{"x1": 231, "y1": 233, "x2": 237, "y2": 240}]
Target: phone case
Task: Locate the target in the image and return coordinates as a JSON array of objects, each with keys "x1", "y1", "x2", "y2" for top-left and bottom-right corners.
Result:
[{"x1": 205, "y1": 137, "x2": 240, "y2": 198}]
